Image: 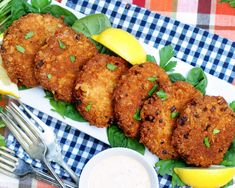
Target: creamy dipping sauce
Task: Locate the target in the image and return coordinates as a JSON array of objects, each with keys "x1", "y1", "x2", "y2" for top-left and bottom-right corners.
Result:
[{"x1": 87, "y1": 155, "x2": 151, "y2": 188}]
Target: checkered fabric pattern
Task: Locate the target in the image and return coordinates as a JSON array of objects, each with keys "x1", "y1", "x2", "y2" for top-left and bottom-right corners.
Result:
[{"x1": 6, "y1": 0, "x2": 235, "y2": 187}]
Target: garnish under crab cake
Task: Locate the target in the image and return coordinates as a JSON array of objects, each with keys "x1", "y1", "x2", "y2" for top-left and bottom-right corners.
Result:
[
  {"x1": 1, "y1": 13, "x2": 64, "y2": 87},
  {"x1": 140, "y1": 81, "x2": 202, "y2": 160},
  {"x1": 113, "y1": 62, "x2": 172, "y2": 138},
  {"x1": 172, "y1": 96, "x2": 235, "y2": 167},
  {"x1": 34, "y1": 26, "x2": 98, "y2": 103},
  {"x1": 74, "y1": 54, "x2": 129, "y2": 128}
]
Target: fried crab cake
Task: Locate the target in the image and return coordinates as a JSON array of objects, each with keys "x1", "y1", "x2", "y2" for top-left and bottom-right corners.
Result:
[
  {"x1": 172, "y1": 96, "x2": 235, "y2": 167},
  {"x1": 140, "y1": 81, "x2": 202, "y2": 159},
  {"x1": 113, "y1": 62, "x2": 172, "y2": 138},
  {"x1": 74, "y1": 54, "x2": 129, "y2": 127},
  {"x1": 1, "y1": 13, "x2": 64, "y2": 87},
  {"x1": 34, "y1": 26, "x2": 98, "y2": 102}
]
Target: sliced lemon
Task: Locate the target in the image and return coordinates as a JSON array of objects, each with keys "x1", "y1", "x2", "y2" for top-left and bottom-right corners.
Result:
[
  {"x1": 0, "y1": 56, "x2": 19, "y2": 98},
  {"x1": 174, "y1": 166, "x2": 235, "y2": 188},
  {"x1": 92, "y1": 28, "x2": 146, "y2": 65}
]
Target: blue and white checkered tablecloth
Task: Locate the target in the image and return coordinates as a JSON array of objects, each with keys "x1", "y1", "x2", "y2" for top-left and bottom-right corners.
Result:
[{"x1": 7, "y1": 0, "x2": 235, "y2": 187}]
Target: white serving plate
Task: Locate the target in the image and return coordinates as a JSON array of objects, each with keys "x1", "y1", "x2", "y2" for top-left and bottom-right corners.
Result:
[{"x1": 18, "y1": 2, "x2": 235, "y2": 167}]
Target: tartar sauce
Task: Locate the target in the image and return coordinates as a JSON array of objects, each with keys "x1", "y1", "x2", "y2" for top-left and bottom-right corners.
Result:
[{"x1": 87, "y1": 155, "x2": 151, "y2": 188}]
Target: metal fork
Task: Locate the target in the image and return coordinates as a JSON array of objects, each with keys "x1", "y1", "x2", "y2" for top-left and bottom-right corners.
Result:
[
  {"x1": 0, "y1": 146, "x2": 75, "y2": 188},
  {"x1": 0, "y1": 104, "x2": 66, "y2": 188}
]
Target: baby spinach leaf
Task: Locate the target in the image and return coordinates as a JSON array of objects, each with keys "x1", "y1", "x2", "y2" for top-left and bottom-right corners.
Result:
[
  {"x1": 146, "y1": 54, "x2": 157, "y2": 63},
  {"x1": 44, "y1": 91, "x2": 86, "y2": 122},
  {"x1": 169, "y1": 73, "x2": 185, "y2": 83},
  {"x1": 221, "y1": 138, "x2": 235, "y2": 167},
  {"x1": 229, "y1": 101, "x2": 235, "y2": 112},
  {"x1": 0, "y1": 135, "x2": 6, "y2": 147},
  {"x1": 159, "y1": 45, "x2": 177, "y2": 72},
  {"x1": 31, "y1": 0, "x2": 51, "y2": 11},
  {"x1": 72, "y1": 13, "x2": 111, "y2": 37},
  {"x1": 41, "y1": 5, "x2": 77, "y2": 26},
  {"x1": 107, "y1": 124, "x2": 145, "y2": 155},
  {"x1": 186, "y1": 67, "x2": 208, "y2": 94}
]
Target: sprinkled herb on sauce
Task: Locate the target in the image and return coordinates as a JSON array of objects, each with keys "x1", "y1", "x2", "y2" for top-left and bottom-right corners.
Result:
[
  {"x1": 85, "y1": 102, "x2": 92, "y2": 112},
  {"x1": 133, "y1": 108, "x2": 141, "y2": 121},
  {"x1": 213, "y1": 129, "x2": 220, "y2": 135},
  {"x1": 147, "y1": 76, "x2": 157, "y2": 82},
  {"x1": 25, "y1": 31, "x2": 34, "y2": 39},
  {"x1": 171, "y1": 112, "x2": 179, "y2": 119},
  {"x1": 47, "y1": 74, "x2": 52, "y2": 80},
  {"x1": 58, "y1": 39, "x2": 66, "y2": 49},
  {"x1": 204, "y1": 137, "x2": 210, "y2": 148},
  {"x1": 70, "y1": 55, "x2": 76, "y2": 63},
  {"x1": 106, "y1": 63, "x2": 117, "y2": 71},
  {"x1": 16, "y1": 45, "x2": 25, "y2": 53},
  {"x1": 156, "y1": 89, "x2": 167, "y2": 100},
  {"x1": 148, "y1": 84, "x2": 158, "y2": 96}
]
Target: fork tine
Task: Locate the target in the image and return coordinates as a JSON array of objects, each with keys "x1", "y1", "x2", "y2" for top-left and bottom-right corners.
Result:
[
  {"x1": 0, "y1": 113, "x2": 30, "y2": 154},
  {"x1": 0, "y1": 147, "x2": 18, "y2": 163}
]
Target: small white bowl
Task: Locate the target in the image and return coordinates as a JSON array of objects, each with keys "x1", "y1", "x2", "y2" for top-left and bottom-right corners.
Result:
[{"x1": 79, "y1": 147, "x2": 159, "y2": 188}]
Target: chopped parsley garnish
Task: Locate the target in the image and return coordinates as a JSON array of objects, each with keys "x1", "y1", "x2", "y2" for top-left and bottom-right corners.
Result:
[
  {"x1": 47, "y1": 74, "x2": 52, "y2": 80},
  {"x1": 58, "y1": 39, "x2": 66, "y2": 49},
  {"x1": 156, "y1": 89, "x2": 167, "y2": 100},
  {"x1": 16, "y1": 45, "x2": 25, "y2": 53},
  {"x1": 85, "y1": 103, "x2": 92, "y2": 112},
  {"x1": 106, "y1": 63, "x2": 117, "y2": 71},
  {"x1": 171, "y1": 112, "x2": 179, "y2": 119},
  {"x1": 25, "y1": 31, "x2": 34, "y2": 39},
  {"x1": 213, "y1": 129, "x2": 220, "y2": 135},
  {"x1": 70, "y1": 55, "x2": 76, "y2": 63},
  {"x1": 148, "y1": 84, "x2": 158, "y2": 96},
  {"x1": 147, "y1": 76, "x2": 157, "y2": 82},
  {"x1": 133, "y1": 108, "x2": 141, "y2": 121},
  {"x1": 204, "y1": 137, "x2": 210, "y2": 148}
]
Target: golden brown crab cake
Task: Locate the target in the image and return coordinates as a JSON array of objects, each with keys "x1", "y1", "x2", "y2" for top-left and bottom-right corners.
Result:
[
  {"x1": 34, "y1": 26, "x2": 98, "y2": 102},
  {"x1": 113, "y1": 62, "x2": 172, "y2": 138},
  {"x1": 1, "y1": 13, "x2": 64, "y2": 87},
  {"x1": 140, "y1": 81, "x2": 202, "y2": 159},
  {"x1": 74, "y1": 54, "x2": 129, "y2": 127},
  {"x1": 172, "y1": 96, "x2": 235, "y2": 167}
]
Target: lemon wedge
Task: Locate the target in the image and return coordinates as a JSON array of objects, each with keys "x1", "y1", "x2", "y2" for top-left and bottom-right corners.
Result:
[
  {"x1": 0, "y1": 55, "x2": 19, "y2": 98},
  {"x1": 174, "y1": 166, "x2": 235, "y2": 188},
  {"x1": 92, "y1": 28, "x2": 146, "y2": 65}
]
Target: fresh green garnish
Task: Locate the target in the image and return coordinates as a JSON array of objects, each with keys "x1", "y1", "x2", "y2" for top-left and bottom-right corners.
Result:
[
  {"x1": 156, "y1": 89, "x2": 167, "y2": 100},
  {"x1": 44, "y1": 91, "x2": 86, "y2": 122},
  {"x1": 159, "y1": 45, "x2": 177, "y2": 72},
  {"x1": 0, "y1": 135, "x2": 5, "y2": 147},
  {"x1": 146, "y1": 54, "x2": 157, "y2": 62},
  {"x1": 70, "y1": 55, "x2": 76, "y2": 63},
  {"x1": 47, "y1": 74, "x2": 52, "y2": 80},
  {"x1": 169, "y1": 73, "x2": 185, "y2": 83},
  {"x1": 107, "y1": 124, "x2": 145, "y2": 155},
  {"x1": 16, "y1": 45, "x2": 25, "y2": 53},
  {"x1": 204, "y1": 137, "x2": 210, "y2": 148},
  {"x1": 31, "y1": 0, "x2": 51, "y2": 10},
  {"x1": 213, "y1": 129, "x2": 220, "y2": 135},
  {"x1": 0, "y1": 120, "x2": 5, "y2": 128},
  {"x1": 106, "y1": 63, "x2": 117, "y2": 71},
  {"x1": 156, "y1": 159, "x2": 186, "y2": 187},
  {"x1": 0, "y1": 107, "x2": 3, "y2": 113},
  {"x1": 148, "y1": 84, "x2": 158, "y2": 96},
  {"x1": 85, "y1": 102, "x2": 92, "y2": 112},
  {"x1": 171, "y1": 112, "x2": 179, "y2": 119},
  {"x1": 25, "y1": 31, "x2": 34, "y2": 39},
  {"x1": 229, "y1": 101, "x2": 235, "y2": 112},
  {"x1": 147, "y1": 76, "x2": 157, "y2": 82},
  {"x1": 133, "y1": 108, "x2": 141, "y2": 121},
  {"x1": 58, "y1": 39, "x2": 66, "y2": 49}
]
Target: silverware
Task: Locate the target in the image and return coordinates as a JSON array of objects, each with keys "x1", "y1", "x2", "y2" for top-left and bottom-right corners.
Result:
[
  {"x1": 0, "y1": 146, "x2": 76, "y2": 188},
  {"x1": 0, "y1": 103, "x2": 66, "y2": 188}
]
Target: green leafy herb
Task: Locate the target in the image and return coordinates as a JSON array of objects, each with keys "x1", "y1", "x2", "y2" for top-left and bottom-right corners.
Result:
[
  {"x1": 58, "y1": 39, "x2": 66, "y2": 49},
  {"x1": 171, "y1": 112, "x2": 179, "y2": 119},
  {"x1": 25, "y1": 31, "x2": 34, "y2": 40},
  {"x1": 133, "y1": 108, "x2": 141, "y2": 121},
  {"x1": 0, "y1": 120, "x2": 5, "y2": 128},
  {"x1": 18, "y1": 85, "x2": 29, "y2": 90},
  {"x1": 0, "y1": 135, "x2": 6, "y2": 147},
  {"x1": 107, "y1": 124, "x2": 145, "y2": 155},
  {"x1": 31, "y1": 0, "x2": 51, "y2": 10},
  {"x1": 0, "y1": 107, "x2": 3, "y2": 113},
  {"x1": 47, "y1": 74, "x2": 52, "y2": 80},
  {"x1": 44, "y1": 91, "x2": 86, "y2": 122},
  {"x1": 147, "y1": 76, "x2": 157, "y2": 82},
  {"x1": 106, "y1": 63, "x2": 117, "y2": 71},
  {"x1": 156, "y1": 159, "x2": 186, "y2": 187},
  {"x1": 148, "y1": 84, "x2": 158, "y2": 96},
  {"x1": 16, "y1": 45, "x2": 25, "y2": 53},
  {"x1": 229, "y1": 101, "x2": 235, "y2": 112},
  {"x1": 213, "y1": 129, "x2": 220, "y2": 135},
  {"x1": 221, "y1": 138, "x2": 235, "y2": 167},
  {"x1": 159, "y1": 45, "x2": 177, "y2": 72},
  {"x1": 156, "y1": 89, "x2": 167, "y2": 100},
  {"x1": 85, "y1": 102, "x2": 92, "y2": 112},
  {"x1": 186, "y1": 67, "x2": 208, "y2": 94},
  {"x1": 70, "y1": 55, "x2": 76, "y2": 63},
  {"x1": 220, "y1": 0, "x2": 235, "y2": 8},
  {"x1": 146, "y1": 54, "x2": 157, "y2": 62},
  {"x1": 169, "y1": 73, "x2": 185, "y2": 83},
  {"x1": 204, "y1": 136, "x2": 210, "y2": 148}
]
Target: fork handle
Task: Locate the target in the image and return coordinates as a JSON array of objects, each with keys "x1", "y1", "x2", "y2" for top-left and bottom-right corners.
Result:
[{"x1": 42, "y1": 157, "x2": 66, "y2": 188}]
